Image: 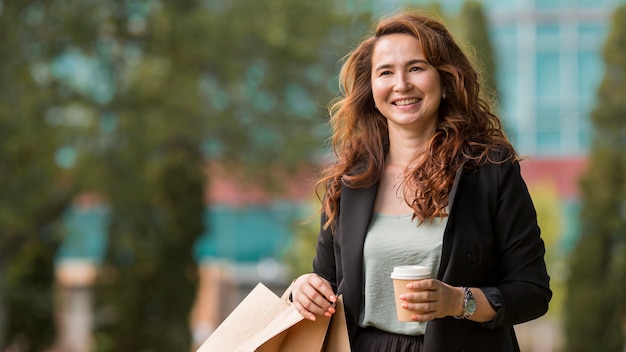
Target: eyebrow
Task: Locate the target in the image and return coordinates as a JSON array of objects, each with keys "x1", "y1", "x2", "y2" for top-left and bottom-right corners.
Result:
[{"x1": 374, "y1": 59, "x2": 430, "y2": 72}]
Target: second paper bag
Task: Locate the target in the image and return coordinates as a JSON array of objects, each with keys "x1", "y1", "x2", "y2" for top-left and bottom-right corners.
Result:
[{"x1": 196, "y1": 282, "x2": 350, "y2": 352}]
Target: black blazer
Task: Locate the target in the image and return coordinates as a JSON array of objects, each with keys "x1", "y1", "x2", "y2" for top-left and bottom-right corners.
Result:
[{"x1": 312, "y1": 158, "x2": 552, "y2": 351}]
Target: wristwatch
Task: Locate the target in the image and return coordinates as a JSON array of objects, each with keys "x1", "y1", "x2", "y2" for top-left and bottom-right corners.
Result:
[{"x1": 454, "y1": 286, "x2": 477, "y2": 319}]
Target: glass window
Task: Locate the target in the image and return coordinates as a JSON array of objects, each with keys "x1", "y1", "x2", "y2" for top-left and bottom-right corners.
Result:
[
  {"x1": 536, "y1": 0, "x2": 562, "y2": 10},
  {"x1": 577, "y1": 0, "x2": 611, "y2": 8},
  {"x1": 536, "y1": 24, "x2": 560, "y2": 49},
  {"x1": 498, "y1": 67, "x2": 519, "y2": 124},
  {"x1": 536, "y1": 52, "x2": 560, "y2": 102},
  {"x1": 536, "y1": 103, "x2": 561, "y2": 154},
  {"x1": 577, "y1": 51, "x2": 603, "y2": 113},
  {"x1": 578, "y1": 104, "x2": 593, "y2": 151},
  {"x1": 537, "y1": 103, "x2": 560, "y2": 129},
  {"x1": 559, "y1": 52, "x2": 578, "y2": 97},
  {"x1": 515, "y1": 131, "x2": 537, "y2": 156},
  {"x1": 506, "y1": 127, "x2": 520, "y2": 149},
  {"x1": 491, "y1": 25, "x2": 516, "y2": 50},
  {"x1": 492, "y1": 26, "x2": 517, "y2": 126},
  {"x1": 537, "y1": 130, "x2": 561, "y2": 153},
  {"x1": 484, "y1": 0, "x2": 518, "y2": 11},
  {"x1": 578, "y1": 128, "x2": 591, "y2": 151},
  {"x1": 578, "y1": 23, "x2": 607, "y2": 50}
]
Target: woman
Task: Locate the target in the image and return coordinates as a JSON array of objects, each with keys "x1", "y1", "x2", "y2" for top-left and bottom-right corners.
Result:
[{"x1": 291, "y1": 10, "x2": 551, "y2": 352}]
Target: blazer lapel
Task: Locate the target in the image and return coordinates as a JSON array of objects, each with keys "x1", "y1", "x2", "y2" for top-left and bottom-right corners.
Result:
[
  {"x1": 337, "y1": 183, "x2": 378, "y2": 327},
  {"x1": 447, "y1": 162, "x2": 466, "y2": 213},
  {"x1": 437, "y1": 163, "x2": 466, "y2": 279}
]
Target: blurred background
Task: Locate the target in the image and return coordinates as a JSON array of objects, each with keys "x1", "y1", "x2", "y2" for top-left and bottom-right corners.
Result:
[{"x1": 1, "y1": 0, "x2": 625, "y2": 351}]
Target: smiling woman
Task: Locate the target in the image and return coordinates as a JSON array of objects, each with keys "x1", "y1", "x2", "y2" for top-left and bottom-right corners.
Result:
[
  {"x1": 370, "y1": 33, "x2": 442, "y2": 139},
  {"x1": 289, "y1": 10, "x2": 551, "y2": 352}
]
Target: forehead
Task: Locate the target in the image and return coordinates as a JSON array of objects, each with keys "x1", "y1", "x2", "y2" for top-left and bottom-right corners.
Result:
[{"x1": 372, "y1": 33, "x2": 426, "y2": 64}]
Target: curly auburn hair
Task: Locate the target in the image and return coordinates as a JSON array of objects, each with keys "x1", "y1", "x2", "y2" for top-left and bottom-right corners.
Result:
[{"x1": 317, "y1": 11, "x2": 516, "y2": 231}]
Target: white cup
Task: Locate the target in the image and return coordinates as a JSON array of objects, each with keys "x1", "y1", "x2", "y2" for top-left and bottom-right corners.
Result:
[{"x1": 391, "y1": 265, "x2": 431, "y2": 321}]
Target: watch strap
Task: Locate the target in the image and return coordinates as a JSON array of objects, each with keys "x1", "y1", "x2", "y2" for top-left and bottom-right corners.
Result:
[{"x1": 454, "y1": 286, "x2": 475, "y2": 319}]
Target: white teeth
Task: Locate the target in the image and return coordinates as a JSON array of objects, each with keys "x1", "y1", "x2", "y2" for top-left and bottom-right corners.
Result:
[{"x1": 394, "y1": 98, "x2": 419, "y2": 106}]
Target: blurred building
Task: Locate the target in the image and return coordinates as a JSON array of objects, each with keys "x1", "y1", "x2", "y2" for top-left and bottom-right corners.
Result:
[
  {"x1": 53, "y1": 193, "x2": 107, "y2": 352},
  {"x1": 187, "y1": 164, "x2": 316, "y2": 349},
  {"x1": 54, "y1": 166, "x2": 315, "y2": 351}
]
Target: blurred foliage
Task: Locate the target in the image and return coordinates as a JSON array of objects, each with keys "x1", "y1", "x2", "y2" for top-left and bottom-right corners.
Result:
[
  {"x1": 528, "y1": 181, "x2": 565, "y2": 320},
  {"x1": 283, "y1": 198, "x2": 321, "y2": 278},
  {"x1": 403, "y1": 0, "x2": 442, "y2": 16},
  {"x1": 564, "y1": 4, "x2": 626, "y2": 352},
  {"x1": 3, "y1": 233, "x2": 59, "y2": 352},
  {"x1": 0, "y1": 0, "x2": 364, "y2": 350},
  {"x1": 94, "y1": 145, "x2": 205, "y2": 351},
  {"x1": 457, "y1": 1, "x2": 498, "y2": 106},
  {"x1": 85, "y1": 0, "x2": 359, "y2": 350},
  {"x1": 0, "y1": 1, "x2": 85, "y2": 349}
]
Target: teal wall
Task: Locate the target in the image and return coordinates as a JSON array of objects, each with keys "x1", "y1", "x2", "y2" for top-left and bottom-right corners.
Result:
[
  {"x1": 194, "y1": 203, "x2": 304, "y2": 264},
  {"x1": 56, "y1": 205, "x2": 110, "y2": 264},
  {"x1": 56, "y1": 202, "x2": 305, "y2": 265}
]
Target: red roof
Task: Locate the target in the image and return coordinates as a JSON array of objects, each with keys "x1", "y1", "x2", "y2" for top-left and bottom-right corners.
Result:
[
  {"x1": 205, "y1": 163, "x2": 318, "y2": 206},
  {"x1": 519, "y1": 156, "x2": 588, "y2": 199},
  {"x1": 204, "y1": 157, "x2": 589, "y2": 206}
]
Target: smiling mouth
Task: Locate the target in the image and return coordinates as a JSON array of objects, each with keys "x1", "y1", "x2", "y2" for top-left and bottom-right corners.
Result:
[{"x1": 393, "y1": 98, "x2": 421, "y2": 106}]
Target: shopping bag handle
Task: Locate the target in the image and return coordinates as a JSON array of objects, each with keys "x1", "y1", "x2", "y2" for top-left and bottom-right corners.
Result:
[{"x1": 281, "y1": 280, "x2": 296, "y2": 303}]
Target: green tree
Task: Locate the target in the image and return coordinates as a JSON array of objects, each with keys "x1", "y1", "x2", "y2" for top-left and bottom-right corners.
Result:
[
  {"x1": 284, "y1": 198, "x2": 321, "y2": 278},
  {"x1": 282, "y1": 8, "x2": 374, "y2": 279},
  {"x1": 94, "y1": 144, "x2": 205, "y2": 352},
  {"x1": 0, "y1": 2, "x2": 93, "y2": 349},
  {"x1": 89, "y1": 0, "x2": 356, "y2": 350},
  {"x1": 0, "y1": 0, "x2": 366, "y2": 349},
  {"x1": 528, "y1": 182, "x2": 565, "y2": 319},
  {"x1": 457, "y1": 1, "x2": 498, "y2": 105},
  {"x1": 564, "y1": 4, "x2": 626, "y2": 352},
  {"x1": 86, "y1": 2, "x2": 216, "y2": 349}
]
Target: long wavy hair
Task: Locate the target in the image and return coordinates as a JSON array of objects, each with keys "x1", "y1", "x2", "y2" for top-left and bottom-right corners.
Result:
[{"x1": 318, "y1": 11, "x2": 516, "y2": 231}]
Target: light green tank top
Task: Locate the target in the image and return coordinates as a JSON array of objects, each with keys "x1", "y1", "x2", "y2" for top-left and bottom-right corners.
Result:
[{"x1": 359, "y1": 213, "x2": 447, "y2": 335}]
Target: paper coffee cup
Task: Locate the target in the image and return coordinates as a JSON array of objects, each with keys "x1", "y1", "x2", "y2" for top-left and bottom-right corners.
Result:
[{"x1": 391, "y1": 265, "x2": 430, "y2": 322}]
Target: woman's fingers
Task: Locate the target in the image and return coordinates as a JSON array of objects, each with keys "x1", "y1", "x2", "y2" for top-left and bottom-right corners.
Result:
[
  {"x1": 292, "y1": 273, "x2": 336, "y2": 320},
  {"x1": 400, "y1": 279, "x2": 459, "y2": 320},
  {"x1": 308, "y1": 274, "x2": 338, "y2": 304}
]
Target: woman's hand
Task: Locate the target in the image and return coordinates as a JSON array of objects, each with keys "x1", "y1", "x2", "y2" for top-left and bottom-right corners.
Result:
[
  {"x1": 399, "y1": 280, "x2": 497, "y2": 322},
  {"x1": 291, "y1": 273, "x2": 337, "y2": 321},
  {"x1": 398, "y1": 279, "x2": 464, "y2": 322}
]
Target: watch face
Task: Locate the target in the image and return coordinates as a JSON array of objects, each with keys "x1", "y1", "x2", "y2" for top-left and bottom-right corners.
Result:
[{"x1": 467, "y1": 298, "x2": 477, "y2": 314}]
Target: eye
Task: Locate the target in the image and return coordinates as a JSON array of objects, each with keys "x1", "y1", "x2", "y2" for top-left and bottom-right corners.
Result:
[
  {"x1": 409, "y1": 66, "x2": 424, "y2": 72},
  {"x1": 379, "y1": 70, "x2": 392, "y2": 76}
]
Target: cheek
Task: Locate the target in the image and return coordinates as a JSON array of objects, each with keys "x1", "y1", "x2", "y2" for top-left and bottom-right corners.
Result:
[
  {"x1": 426, "y1": 73, "x2": 443, "y2": 94},
  {"x1": 371, "y1": 80, "x2": 386, "y2": 103}
]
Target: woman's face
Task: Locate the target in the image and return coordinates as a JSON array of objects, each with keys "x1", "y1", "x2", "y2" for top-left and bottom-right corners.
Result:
[{"x1": 370, "y1": 33, "x2": 442, "y2": 134}]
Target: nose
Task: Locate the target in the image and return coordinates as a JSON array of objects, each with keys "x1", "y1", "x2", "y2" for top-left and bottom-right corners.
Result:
[{"x1": 393, "y1": 72, "x2": 411, "y2": 92}]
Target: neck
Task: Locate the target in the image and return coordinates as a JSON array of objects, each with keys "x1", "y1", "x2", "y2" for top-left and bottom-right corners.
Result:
[{"x1": 386, "y1": 126, "x2": 434, "y2": 168}]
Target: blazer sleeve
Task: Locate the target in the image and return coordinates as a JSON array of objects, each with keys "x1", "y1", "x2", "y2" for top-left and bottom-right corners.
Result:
[
  {"x1": 312, "y1": 211, "x2": 338, "y2": 292},
  {"x1": 484, "y1": 159, "x2": 552, "y2": 328}
]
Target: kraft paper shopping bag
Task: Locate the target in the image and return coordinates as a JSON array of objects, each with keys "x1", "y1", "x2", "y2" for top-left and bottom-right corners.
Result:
[
  {"x1": 321, "y1": 296, "x2": 349, "y2": 352},
  {"x1": 196, "y1": 282, "x2": 350, "y2": 352}
]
